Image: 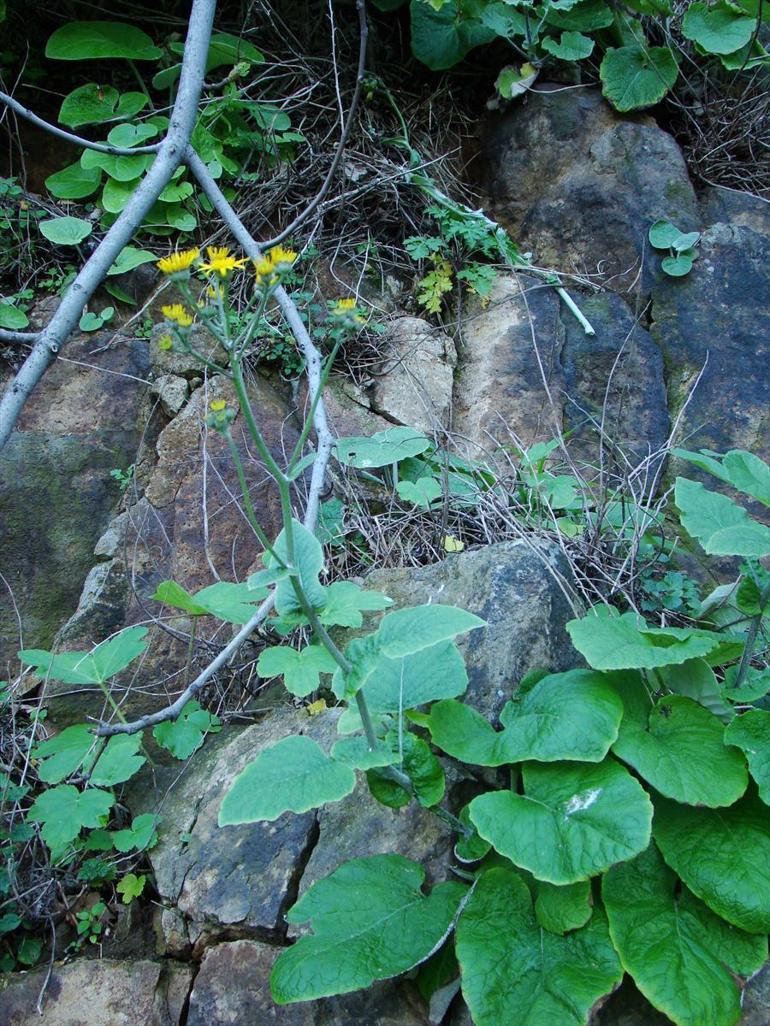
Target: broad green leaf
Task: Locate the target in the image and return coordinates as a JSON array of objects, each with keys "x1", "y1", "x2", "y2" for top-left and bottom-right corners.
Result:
[
  {"x1": 723, "y1": 450, "x2": 770, "y2": 506},
  {"x1": 33, "y1": 725, "x2": 95, "y2": 783},
  {"x1": 534, "y1": 879, "x2": 592, "y2": 935},
  {"x1": 153, "y1": 580, "x2": 267, "y2": 623},
  {"x1": 152, "y1": 700, "x2": 220, "y2": 760},
  {"x1": 425, "y1": 669, "x2": 623, "y2": 766},
  {"x1": 409, "y1": 0, "x2": 495, "y2": 71},
  {"x1": 649, "y1": 218, "x2": 685, "y2": 249},
  {"x1": 654, "y1": 792, "x2": 770, "y2": 932},
  {"x1": 600, "y1": 45, "x2": 678, "y2": 112},
  {"x1": 0, "y1": 303, "x2": 29, "y2": 329},
  {"x1": 45, "y1": 162, "x2": 102, "y2": 200},
  {"x1": 58, "y1": 83, "x2": 148, "y2": 129},
  {"x1": 106, "y1": 122, "x2": 159, "y2": 148},
  {"x1": 102, "y1": 177, "x2": 136, "y2": 214},
  {"x1": 165, "y1": 31, "x2": 265, "y2": 78},
  {"x1": 662, "y1": 252, "x2": 694, "y2": 276},
  {"x1": 375, "y1": 604, "x2": 485, "y2": 658},
  {"x1": 603, "y1": 845, "x2": 767, "y2": 1026},
  {"x1": 257, "y1": 644, "x2": 337, "y2": 697},
  {"x1": 89, "y1": 733, "x2": 145, "y2": 786},
  {"x1": 675, "y1": 477, "x2": 770, "y2": 557},
  {"x1": 317, "y1": 581, "x2": 392, "y2": 628},
  {"x1": 266, "y1": 518, "x2": 326, "y2": 614},
  {"x1": 655, "y1": 659, "x2": 733, "y2": 721},
  {"x1": 469, "y1": 759, "x2": 652, "y2": 884},
  {"x1": 682, "y1": 1, "x2": 756, "y2": 53},
  {"x1": 396, "y1": 476, "x2": 442, "y2": 507},
  {"x1": 330, "y1": 736, "x2": 398, "y2": 770},
  {"x1": 272, "y1": 854, "x2": 466, "y2": 1001},
  {"x1": 725, "y1": 709, "x2": 770, "y2": 804},
  {"x1": 81, "y1": 147, "x2": 153, "y2": 182},
  {"x1": 545, "y1": 0, "x2": 614, "y2": 30},
  {"x1": 112, "y1": 813, "x2": 158, "y2": 853},
  {"x1": 367, "y1": 732, "x2": 445, "y2": 808},
  {"x1": 672, "y1": 232, "x2": 700, "y2": 252},
  {"x1": 20, "y1": 626, "x2": 148, "y2": 685},
  {"x1": 721, "y1": 664, "x2": 770, "y2": 703},
  {"x1": 46, "y1": 21, "x2": 162, "y2": 60},
  {"x1": 107, "y1": 246, "x2": 157, "y2": 276},
  {"x1": 335, "y1": 638, "x2": 468, "y2": 711},
  {"x1": 541, "y1": 30, "x2": 594, "y2": 60},
  {"x1": 495, "y1": 63, "x2": 539, "y2": 99},
  {"x1": 39, "y1": 216, "x2": 92, "y2": 246},
  {"x1": 28, "y1": 785, "x2": 114, "y2": 850},
  {"x1": 454, "y1": 805, "x2": 492, "y2": 863},
  {"x1": 456, "y1": 867, "x2": 622, "y2": 1026},
  {"x1": 158, "y1": 180, "x2": 194, "y2": 203},
  {"x1": 566, "y1": 606, "x2": 720, "y2": 670},
  {"x1": 219, "y1": 735, "x2": 356, "y2": 824},
  {"x1": 334, "y1": 426, "x2": 431, "y2": 469},
  {"x1": 116, "y1": 872, "x2": 146, "y2": 903},
  {"x1": 611, "y1": 680, "x2": 747, "y2": 806},
  {"x1": 153, "y1": 580, "x2": 208, "y2": 616}
]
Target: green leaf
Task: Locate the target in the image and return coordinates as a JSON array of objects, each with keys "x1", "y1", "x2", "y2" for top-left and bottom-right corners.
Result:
[
  {"x1": 266, "y1": 519, "x2": 326, "y2": 614},
  {"x1": 0, "y1": 303, "x2": 29, "y2": 330},
  {"x1": 541, "y1": 30, "x2": 594, "y2": 60},
  {"x1": 600, "y1": 45, "x2": 678, "y2": 112},
  {"x1": 82, "y1": 149, "x2": 154, "y2": 183},
  {"x1": 58, "y1": 84, "x2": 148, "y2": 129},
  {"x1": 469, "y1": 759, "x2": 653, "y2": 884},
  {"x1": 112, "y1": 813, "x2": 158, "y2": 853},
  {"x1": 337, "y1": 639, "x2": 468, "y2": 717},
  {"x1": 545, "y1": 0, "x2": 614, "y2": 31},
  {"x1": 334, "y1": 426, "x2": 431, "y2": 469},
  {"x1": 375, "y1": 604, "x2": 485, "y2": 658},
  {"x1": 90, "y1": 733, "x2": 145, "y2": 786},
  {"x1": 271, "y1": 854, "x2": 466, "y2": 1002},
  {"x1": 116, "y1": 872, "x2": 146, "y2": 903},
  {"x1": 152, "y1": 700, "x2": 220, "y2": 760},
  {"x1": 257, "y1": 644, "x2": 337, "y2": 697},
  {"x1": 654, "y1": 791, "x2": 770, "y2": 933},
  {"x1": 368, "y1": 732, "x2": 445, "y2": 808},
  {"x1": 675, "y1": 449, "x2": 770, "y2": 507},
  {"x1": 454, "y1": 805, "x2": 492, "y2": 863},
  {"x1": 106, "y1": 122, "x2": 159, "y2": 148},
  {"x1": 33, "y1": 725, "x2": 95, "y2": 783},
  {"x1": 534, "y1": 879, "x2": 592, "y2": 935},
  {"x1": 456, "y1": 867, "x2": 622, "y2": 1026},
  {"x1": 662, "y1": 252, "x2": 694, "y2": 276},
  {"x1": 725, "y1": 709, "x2": 770, "y2": 804},
  {"x1": 424, "y1": 669, "x2": 623, "y2": 766},
  {"x1": 649, "y1": 219, "x2": 697, "y2": 250},
  {"x1": 107, "y1": 246, "x2": 157, "y2": 276},
  {"x1": 19, "y1": 626, "x2": 148, "y2": 685},
  {"x1": 219, "y1": 735, "x2": 356, "y2": 824},
  {"x1": 409, "y1": 0, "x2": 495, "y2": 71},
  {"x1": 153, "y1": 579, "x2": 267, "y2": 624},
  {"x1": 682, "y1": 1, "x2": 756, "y2": 53},
  {"x1": 28, "y1": 785, "x2": 114, "y2": 850},
  {"x1": 45, "y1": 162, "x2": 102, "y2": 200},
  {"x1": 659, "y1": 659, "x2": 733, "y2": 721},
  {"x1": 39, "y1": 216, "x2": 93, "y2": 246},
  {"x1": 721, "y1": 664, "x2": 770, "y2": 703},
  {"x1": 603, "y1": 844, "x2": 767, "y2": 1026},
  {"x1": 675, "y1": 477, "x2": 770, "y2": 558},
  {"x1": 152, "y1": 580, "x2": 208, "y2": 616},
  {"x1": 566, "y1": 606, "x2": 721, "y2": 670},
  {"x1": 330, "y1": 736, "x2": 398, "y2": 770},
  {"x1": 396, "y1": 476, "x2": 442, "y2": 507},
  {"x1": 46, "y1": 21, "x2": 162, "y2": 60},
  {"x1": 317, "y1": 581, "x2": 393, "y2": 628},
  {"x1": 610, "y1": 679, "x2": 747, "y2": 806}
]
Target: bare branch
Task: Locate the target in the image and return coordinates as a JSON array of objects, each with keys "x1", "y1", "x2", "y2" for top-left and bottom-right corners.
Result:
[{"x1": 0, "y1": 0, "x2": 218, "y2": 452}]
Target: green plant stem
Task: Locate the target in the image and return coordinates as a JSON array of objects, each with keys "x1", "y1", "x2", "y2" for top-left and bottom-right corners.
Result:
[
  {"x1": 127, "y1": 59, "x2": 154, "y2": 105},
  {"x1": 223, "y1": 431, "x2": 283, "y2": 564},
  {"x1": 287, "y1": 337, "x2": 344, "y2": 472},
  {"x1": 730, "y1": 582, "x2": 770, "y2": 691}
]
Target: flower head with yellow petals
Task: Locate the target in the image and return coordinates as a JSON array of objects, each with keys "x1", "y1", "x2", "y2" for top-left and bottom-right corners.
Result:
[
  {"x1": 198, "y1": 246, "x2": 248, "y2": 278},
  {"x1": 210, "y1": 399, "x2": 227, "y2": 412},
  {"x1": 157, "y1": 248, "x2": 200, "y2": 276},
  {"x1": 161, "y1": 304, "x2": 194, "y2": 328},
  {"x1": 266, "y1": 245, "x2": 297, "y2": 271},
  {"x1": 329, "y1": 297, "x2": 364, "y2": 324}
]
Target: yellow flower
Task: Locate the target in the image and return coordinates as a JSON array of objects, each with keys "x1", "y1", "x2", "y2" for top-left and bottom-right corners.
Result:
[
  {"x1": 157, "y1": 335, "x2": 173, "y2": 351},
  {"x1": 198, "y1": 246, "x2": 248, "y2": 278},
  {"x1": 161, "y1": 304, "x2": 194, "y2": 327},
  {"x1": 333, "y1": 298, "x2": 357, "y2": 312},
  {"x1": 254, "y1": 258, "x2": 278, "y2": 288},
  {"x1": 330, "y1": 297, "x2": 364, "y2": 323},
  {"x1": 210, "y1": 399, "x2": 226, "y2": 412},
  {"x1": 157, "y1": 248, "x2": 200, "y2": 275},
  {"x1": 266, "y1": 245, "x2": 297, "y2": 270}
]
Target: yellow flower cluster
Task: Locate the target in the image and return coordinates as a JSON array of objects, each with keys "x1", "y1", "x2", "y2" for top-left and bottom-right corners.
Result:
[
  {"x1": 161, "y1": 304, "x2": 194, "y2": 328},
  {"x1": 157, "y1": 248, "x2": 200, "y2": 275},
  {"x1": 330, "y1": 297, "x2": 363, "y2": 323},
  {"x1": 254, "y1": 245, "x2": 298, "y2": 286},
  {"x1": 198, "y1": 246, "x2": 248, "y2": 278},
  {"x1": 210, "y1": 399, "x2": 227, "y2": 412}
]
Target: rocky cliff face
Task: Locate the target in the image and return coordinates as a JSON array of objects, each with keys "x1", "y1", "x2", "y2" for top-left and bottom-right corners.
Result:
[{"x1": 2, "y1": 85, "x2": 769, "y2": 1025}]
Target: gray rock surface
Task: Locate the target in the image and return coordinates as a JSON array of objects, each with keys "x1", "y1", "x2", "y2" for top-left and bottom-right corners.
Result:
[{"x1": 484, "y1": 86, "x2": 698, "y2": 293}]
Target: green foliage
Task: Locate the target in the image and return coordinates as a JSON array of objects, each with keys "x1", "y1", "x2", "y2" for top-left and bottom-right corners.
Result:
[
  {"x1": 39, "y1": 216, "x2": 93, "y2": 247},
  {"x1": 153, "y1": 700, "x2": 221, "y2": 759},
  {"x1": 154, "y1": 578, "x2": 268, "y2": 624},
  {"x1": 648, "y1": 219, "x2": 700, "y2": 277}
]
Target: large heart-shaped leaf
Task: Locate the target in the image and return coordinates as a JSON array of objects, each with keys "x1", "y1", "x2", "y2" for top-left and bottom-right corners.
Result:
[
  {"x1": 603, "y1": 844, "x2": 767, "y2": 1026},
  {"x1": 20, "y1": 626, "x2": 148, "y2": 685},
  {"x1": 39, "y1": 216, "x2": 93, "y2": 246},
  {"x1": 424, "y1": 669, "x2": 623, "y2": 766},
  {"x1": 674, "y1": 449, "x2": 770, "y2": 508},
  {"x1": 654, "y1": 792, "x2": 770, "y2": 933},
  {"x1": 334, "y1": 426, "x2": 431, "y2": 469},
  {"x1": 0, "y1": 303, "x2": 29, "y2": 329},
  {"x1": 682, "y1": 1, "x2": 756, "y2": 54},
  {"x1": 611, "y1": 679, "x2": 747, "y2": 806},
  {"x1": 375, "y1": 604, "x2": 485, "y2": 658},
  {"x1": 409, "y1": 0, "x2": 495, "y2": 71},
  {"x1": 265, "y1": 518, "x2": 326, "y2": 614},
  {"x1": 59, "y1": 83, "x2": 148, "y2": 128},
  {"x1": 675, "y1": 477, "x2": 770, "y2": 558},
  {"x1": 725, "y1": 709, "x2": 770, "y2": 804},
  {"x1": 469, "y1": 759, "x2": 653, "y2": 884},
  {"x1": 600, "y1": 45, "x2": 678, "y2": 111},
  {"x1": 456, "y1": 867, "x2": 622, "y2": 1026},
  {"x1": 219, "y1": 735, "x2": 356, "y2": 824},
  {"x1": 153, "y1": 579, "x2": 267, "y2": 624},
  {"x1": 272, "y1": 854, "x2": 466, "y2": 1002},
  {"x1": 46, "y1": 21, "x2": 162, "y2": 60},
  {"x1": 566, "y1": 606, "x2": 721, "y2": 670},
  {"x1": 45, "y1": 162, "x2": 102, "y2": 200},
  {"x1": 534, "y1": 879, "x2": 593, "y2": 935}
]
